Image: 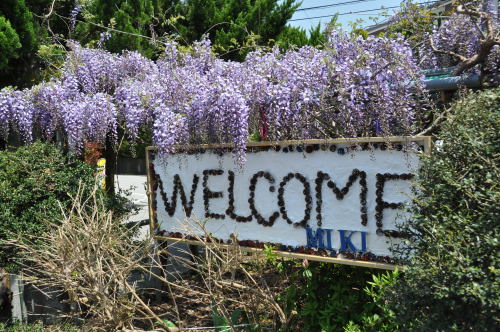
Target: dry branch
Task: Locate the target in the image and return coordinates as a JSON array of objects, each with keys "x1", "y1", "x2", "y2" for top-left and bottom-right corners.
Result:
[{"x1": 6, "y1": 184, "x2": 171, "y2": 331}]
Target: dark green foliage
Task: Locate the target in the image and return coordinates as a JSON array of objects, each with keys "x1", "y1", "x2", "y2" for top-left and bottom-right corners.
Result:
[
  {"x1": 278, "y1": 262, "x2": 388, "y2": 332},
  {"x1": 307, "y1": 22, "x2": 325, "y2": 47},
  {"x1": 0, "y1": 0, "x2": 37, "y2": 56},
  {"x1": 0, "y1": 16, "x2": 22, "y2": 72},
  {"x1": 74, "y1": 0, "x2": 306, "y2": 60},
  {"x1": 344, "y1": 271, "x2": 400, "y2": 332},
  {"x1": 174, "y1": 0, "x2": 300, "y2": 60},
  {"x1": 75, "y1": 0, "x2": 162, "y2": 58},
  {"x1": 0, "y1": 0, "x2": 79, "y2": 88},
  {"x1": 0, "y1": 0, "x2": 38, "y2": 87},
  {"x1": 276, "y1": 26, "x2": 309, "y2": 49},
  {"x1": 389, "y1": 88, "x2": 500, "y2": 331},
  {"x1": 276, "y1": 23, "x2": 325, "y2": 50},
  {"x1": 0, "y1": 142, "x2": 98, "y2": 269}
]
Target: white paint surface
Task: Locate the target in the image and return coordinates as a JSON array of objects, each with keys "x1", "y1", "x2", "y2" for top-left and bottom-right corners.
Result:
[
  {"x1": 116, "y1": 175, "x2": 150, "y2": 239},
  {"x1": 153, "y1": 145, "x2": 421, "y2": 256}
]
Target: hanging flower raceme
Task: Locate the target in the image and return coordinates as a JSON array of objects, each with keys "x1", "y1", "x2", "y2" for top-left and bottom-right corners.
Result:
[
  {"x1": 1, "y1": 28, "x2": 427, "y2": 164},
  {"x1": 63, "y1": 42, "x2": 121, "y2": 95},
  {"x1": 59, "y1": 93, "x2": 116, "y2": 152},
  {"x1": 0, "y1": 89, "x2": 35, "y2": 143},
  {"x1": 152, "y1": 106, "x2": 188, "y2": 155}
]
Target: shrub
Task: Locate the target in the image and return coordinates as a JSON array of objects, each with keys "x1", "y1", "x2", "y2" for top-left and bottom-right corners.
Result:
[
  {"x1": 12, "y1": 185, "x2": 158, "y2": 331},
  {"x1": 275, "y1": 261, "x2": 390, "y2": 332},
  {"x1": 389, "y1": 88, "x2": 500, "y2": 330},
  {"x1": 344, "y1": 270, "x2": 400, "y2": 332},
  {"x1": 0, "y1": 142, "x2": 98, "y2": 269}
]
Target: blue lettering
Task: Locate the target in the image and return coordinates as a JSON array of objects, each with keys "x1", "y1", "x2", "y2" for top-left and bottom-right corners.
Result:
[
  {"x1": 361, "y1": 231, "x2": 367, "y2": 252},
  {"x1": 306, "y1": 228, "x2": 368, "y2": 252},
  {"x1": 324, "y1": 228, "x2": 334, "y2": 250},
  {"x1": 339, "y1": 230, "x2": 367, "y2": 252},
  {"x1": 306, "y1": 227, "x2": 324, "y2": 249}
]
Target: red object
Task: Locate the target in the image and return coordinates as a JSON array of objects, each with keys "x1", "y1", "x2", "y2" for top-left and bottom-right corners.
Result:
[
  {"x1": 84, "y1": 142, "x2": 103, "y2": 165},
  {"x1": 259, "y1": 106, "x2": 268, "y2": 141}
]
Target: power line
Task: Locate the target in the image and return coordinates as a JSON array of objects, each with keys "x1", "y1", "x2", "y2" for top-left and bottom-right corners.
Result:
[
  {"x1": 289, "y1": 1, "x2": 440, "y2": 22},
  {"x1": 296, "y1": 0, "x2": 376, "y2": 12},
  {"x1": 291, "y1": 6, "x2": 400, "y2": 21}
]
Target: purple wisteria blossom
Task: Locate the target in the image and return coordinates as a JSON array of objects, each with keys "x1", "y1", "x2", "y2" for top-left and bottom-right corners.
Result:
[
  {"x1": 69, "y1": 4, "x2": 82, "y2": 32},
  {"x1": 418, "y1": 1, "x2": 499, "y2": 74},
  {"x1": 0, "y1": 28, "x2": 428, "y2": 164}
]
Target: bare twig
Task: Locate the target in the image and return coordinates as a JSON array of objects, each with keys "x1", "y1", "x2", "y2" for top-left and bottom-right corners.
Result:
[
  {"x1": 416, "y1": 107, "x2": 449, "y2": 136},
  {"x1": 7, "y1": 183, "x2": 171, "y2": 330},
  {"x1": 429, "y1": 36, "x2": 467, "y2": 62}
]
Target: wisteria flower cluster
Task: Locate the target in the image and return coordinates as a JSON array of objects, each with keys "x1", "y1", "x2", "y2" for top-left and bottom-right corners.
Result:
[
  {"x1": 0, "y1": 29, "x2": 427, "y2": 165},
  {"x1": 418, "y1": 2, "x2": 499, "y2": 75}
]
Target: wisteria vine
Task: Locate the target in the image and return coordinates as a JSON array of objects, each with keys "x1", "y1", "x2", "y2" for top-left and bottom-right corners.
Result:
[{"x1": 0, "y1": 28, "x2": 428, "y2": 165}]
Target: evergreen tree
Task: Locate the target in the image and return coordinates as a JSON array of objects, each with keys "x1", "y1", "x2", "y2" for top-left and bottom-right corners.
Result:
[
  {"x1": 0, "y1": 0, "x2": 38, "y2": 87},
  {"x1": 276, "y1": 22, "x2": 327, "y2": 50},
  {"x1": 0, "y1": 16, "x2": 22, "y2": 72},
  {"x1": 276, "y1": 26, "x2": 309, "y2": 49},
  {"x1": 75, "y1": 0, "x2": 169, "y2": 57},
  {"x1": 175, "y1": 0, "x2": 300, "y2": 60}
]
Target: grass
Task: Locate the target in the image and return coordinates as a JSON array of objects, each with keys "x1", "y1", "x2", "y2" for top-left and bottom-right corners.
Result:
[{"x1": 0, "y1": 322, "x2": 79, "y2": 332}]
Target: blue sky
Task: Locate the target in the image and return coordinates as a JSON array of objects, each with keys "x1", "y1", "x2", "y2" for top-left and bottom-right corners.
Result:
[{"x1": 288, "y1": 0, "x2": 427, "y2": 32}]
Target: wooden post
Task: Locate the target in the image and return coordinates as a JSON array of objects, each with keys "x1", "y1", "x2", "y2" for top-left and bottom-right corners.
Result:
[
  {"x1": 0, "y1": 268, "x2": 12, "y2": 323},
  {"x1": 104, "y1": 133, "x2": 117, "y2": 198},
  {"x1": 440, "y1": 90, "x2": 454, "y2": 104}
]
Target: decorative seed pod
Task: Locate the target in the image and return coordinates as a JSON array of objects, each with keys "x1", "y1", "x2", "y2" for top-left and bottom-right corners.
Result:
[
  {"x1": 203, "y1": 169, "x2": 225, "y2": 219},
  {"x1": 248, "y1": 171, "x2": 279, "y2": 227},
  {"x1": 227, "y1": 170, "x2": 252, "y2": 222},
  {"x1": 278, "y1": 172, "x2": 312, "y2": 228},
  {"x1": 374, "y1": 172, "x2": 414, "y2": 232}
]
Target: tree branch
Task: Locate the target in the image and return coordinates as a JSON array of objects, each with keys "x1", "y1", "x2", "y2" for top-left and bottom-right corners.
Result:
[
  {"x1": 43, "y1": 0, "x2": 58, "y2": 19},
  {"x1": 454, "y1": 6, "x2": 499, "y2": 75},
  {"x1": 429, "y1": 36, "x2": 467, "y2": 62}
]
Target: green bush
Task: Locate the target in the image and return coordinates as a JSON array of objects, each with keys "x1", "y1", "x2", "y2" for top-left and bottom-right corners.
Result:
[
  {"x1": 275, "y1": 260, "x2": 389, "y2": 332},
  {"x1": 344, "y1": 270, "x2": 400, "y2": 332},
  {"x1": 0, "y1": 142, "x2": 99, "y2": 269},
  {"x1": 388, "y1": 88, "x2": 500, "y2": 330}
]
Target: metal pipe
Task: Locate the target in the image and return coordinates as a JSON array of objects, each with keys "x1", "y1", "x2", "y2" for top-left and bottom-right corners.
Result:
[
  {"x1": 423, "y1": 66, "x2": 456, "y2": 76},
  {"x1": 423, "y1": 73, "x2": 481, "y2": 91}
]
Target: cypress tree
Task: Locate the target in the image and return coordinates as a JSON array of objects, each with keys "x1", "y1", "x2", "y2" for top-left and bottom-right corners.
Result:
[{"x1": 0, "y1": 0, "x2": 38, "y2": 87}]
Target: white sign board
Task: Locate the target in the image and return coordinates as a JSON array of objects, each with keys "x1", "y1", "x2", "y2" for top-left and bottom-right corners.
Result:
[{"x1": 147, "y1": 138, "x2": 430, "y2": 268}]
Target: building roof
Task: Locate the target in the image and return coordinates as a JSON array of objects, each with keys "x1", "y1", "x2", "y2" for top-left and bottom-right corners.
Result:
[{"x1": 365, "y1": 0, "x2": 455, "y2": 35}]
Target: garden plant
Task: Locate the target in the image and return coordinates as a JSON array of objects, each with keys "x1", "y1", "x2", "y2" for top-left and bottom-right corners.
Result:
[{"x1": 0, "y1": 0, "x2": 498, "y2": 330}]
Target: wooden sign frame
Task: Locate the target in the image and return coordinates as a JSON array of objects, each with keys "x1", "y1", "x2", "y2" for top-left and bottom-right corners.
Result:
[{"x1": 146, "y1": 136, "x2": 431, "y2": 270}]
